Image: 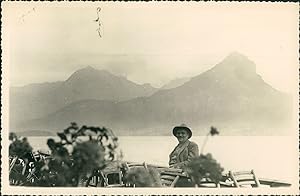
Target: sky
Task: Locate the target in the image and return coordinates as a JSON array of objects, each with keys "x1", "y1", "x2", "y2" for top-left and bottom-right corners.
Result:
[{"x1": 2, "y1": 2, "x2": 299, "y2": 94}]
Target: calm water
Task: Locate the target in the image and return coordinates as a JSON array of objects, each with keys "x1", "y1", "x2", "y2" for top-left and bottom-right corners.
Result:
[{"x1": 27, "y1": 136, "x2": 298, "y2": 186}]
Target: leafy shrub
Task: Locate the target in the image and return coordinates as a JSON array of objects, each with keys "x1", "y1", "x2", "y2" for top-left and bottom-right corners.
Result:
[
  {"x1": 124, "y1": 167, "x2": 162, "y2": 187},
  {"x1": 9, "y1": 123, "x2": 119, "y2": 187},
  {"x1": 9, "y1": 133, "x2": 33, "y2": 159},
  {"x1": 186, "y1": 153, "x2": 224, "y2": 185}
]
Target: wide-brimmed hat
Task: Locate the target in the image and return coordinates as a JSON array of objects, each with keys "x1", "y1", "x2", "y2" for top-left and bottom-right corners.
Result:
[{"x1": 172, "y1": 124, "x2": 192, "y2": 139}]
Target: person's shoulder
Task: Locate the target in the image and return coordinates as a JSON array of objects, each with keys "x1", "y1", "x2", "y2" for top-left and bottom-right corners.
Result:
[{"x1": 188, "y1": 140, "x2": 199, "y2": 148}]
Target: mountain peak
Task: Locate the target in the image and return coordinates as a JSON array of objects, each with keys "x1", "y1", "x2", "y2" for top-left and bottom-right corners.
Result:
[
  {"x1": 81, "y1": 65, "x2": 96, "y2": 71},
  {"x1": 66, "y1": 66, "x2": 112, "y2": 82},
  {"x1": 63, "y1": 66, "x2": 157, "y2": 100},
  {"x1": 223, "y1": 52, "x2": 252, "y2": 64},
  {"x1": 215, "y1": 52, "x2": 256, "y2": 74},
  {"x1": 77, "y1": 66, "x2": 110, "y2": 74},
  {"x1": 227, "y1": 51, "x2": 248, "y2": 58}
]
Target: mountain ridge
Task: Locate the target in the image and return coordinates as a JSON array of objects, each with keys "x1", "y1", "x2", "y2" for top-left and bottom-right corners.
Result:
[
  {"x1": 14, "y1": 53, "x2": 293, "y2": 135},
  {"x1": 9, "y1": 66, "x2": 158, "y2": 129}
]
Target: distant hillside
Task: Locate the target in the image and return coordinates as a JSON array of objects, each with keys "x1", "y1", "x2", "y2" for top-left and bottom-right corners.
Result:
[
  {"x1": 15, "y1": 130, "x2": 56, "y2": 137},
  {"x1": 161, "y1": 77, "x2": 190, "y2": 89},
  {"x1": 9, "y1": 66, "x2": 157, "y2": 129},
  {"x1": 19, "y1": 53, "x2": 293, "y2": 135}
]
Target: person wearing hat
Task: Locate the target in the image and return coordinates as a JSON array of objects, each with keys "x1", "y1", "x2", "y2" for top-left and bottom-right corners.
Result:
[{"x1": 169, "y1": 124, "x2": 199, "y2": 169}]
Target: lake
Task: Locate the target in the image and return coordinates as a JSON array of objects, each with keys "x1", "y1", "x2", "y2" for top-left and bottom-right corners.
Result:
[{"x1": 27, "y1": 135, "x2": 298, "y2": 186}]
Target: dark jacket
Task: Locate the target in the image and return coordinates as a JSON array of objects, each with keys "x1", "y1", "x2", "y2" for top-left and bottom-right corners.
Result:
[{"x1": 169, "y1": 140, "x2": 199, "y2": 169}]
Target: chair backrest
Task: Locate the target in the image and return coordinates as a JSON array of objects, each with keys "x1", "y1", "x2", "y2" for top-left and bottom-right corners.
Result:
[
  {"x1": 229, "y1": 170, "x2": 261, "y2": 187},
  {"x1": 160, "y1": 172, "x2": 180, "y2": 187},
  {"x1": 196, "y1": 178, "x2": 222, "y2": 188}
]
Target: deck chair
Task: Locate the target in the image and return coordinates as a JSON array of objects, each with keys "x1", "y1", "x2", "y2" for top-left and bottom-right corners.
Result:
[
  {"x1": 196, "y1": 178, "x2": 221, "y2": 188},
  {"x1": 126, "y1": 162, "x2": 184, "y2": 187},
  {"x1": 85, "y1": 170, "x2": 108, "y2": 187},
  {"x1": 229, "y1": 170, "x2": 261, "y2": 187},
  {"x1": 160, "y1": 172, "x2": 180, "y2": 187}
]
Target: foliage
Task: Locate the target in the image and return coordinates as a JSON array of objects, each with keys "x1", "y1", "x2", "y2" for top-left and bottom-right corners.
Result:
[
  {"x1": 9, "y1": 123, "x2": 119, "y2": 187},
  {"x1": 123, "y1": 167, "x2": 162, "y2": 187},
  {"x1": 9, "y1": 133, "x2": 33, "y2": 159},
  {"x1": 9, "y1": 133, "x2": 35, "y2": 185},
  {"x1": 186, "y1": 153, "x2": 224, "y2": 185},
  {"x1": 186, "y1": 127, "x2": 223, "y2": 186},
  {"x1": 209, "y1": 126, "x2": 219, "y2": 136}
]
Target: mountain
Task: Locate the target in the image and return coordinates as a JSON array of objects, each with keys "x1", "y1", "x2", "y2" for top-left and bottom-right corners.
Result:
[
  {"x1": 19, "y1": 53, "x2": 293, "y2": 135},
  {"x1": 9, "y1": 66, "x2": 157, "y2": 130},
  {"x1": 161, "y1": 77, "x2": 190, "y2": 89}
]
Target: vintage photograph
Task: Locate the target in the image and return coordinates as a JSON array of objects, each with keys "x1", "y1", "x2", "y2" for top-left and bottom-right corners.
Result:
[{"x1": 1, "y1": 2, "x2": 299, "y2": 194}]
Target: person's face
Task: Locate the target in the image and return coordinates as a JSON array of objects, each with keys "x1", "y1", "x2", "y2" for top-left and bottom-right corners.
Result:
[{"x1": 175, "y1": 129, "x2": 189, "y2": 143}]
